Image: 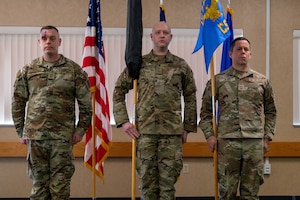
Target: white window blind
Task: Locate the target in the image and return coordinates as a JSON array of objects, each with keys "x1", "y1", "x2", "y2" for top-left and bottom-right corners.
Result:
[
  {"x1": 293, "y1": 30, "x2": 300, "y2": 126},
  {"x1": 0, "y1": 26, "x2": 243, "y2": 125}
]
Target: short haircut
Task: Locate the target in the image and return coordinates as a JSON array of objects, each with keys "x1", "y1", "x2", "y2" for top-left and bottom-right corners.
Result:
[
  {"x1": 40, "y1": 25, "x2": 59, "y2": 34},
  {"x1": 230, "y1": 37, "x2": 251, "y2": 51}
]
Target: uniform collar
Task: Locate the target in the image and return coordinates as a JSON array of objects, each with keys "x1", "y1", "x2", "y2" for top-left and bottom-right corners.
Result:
[
  {"x1": 147, "y1": 50, "x2": 173, "y2": 63},
  {"x1": 227, "y1": 67, "x2": 254, "y2": 79},
  {"x1": 37, "y1": 54, "x2": 67, "y2": 67}
]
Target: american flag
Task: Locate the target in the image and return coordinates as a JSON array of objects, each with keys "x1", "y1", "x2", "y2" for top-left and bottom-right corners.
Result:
[{"x1": 82, "y1": 0, "x2": 112, "y2": 182}]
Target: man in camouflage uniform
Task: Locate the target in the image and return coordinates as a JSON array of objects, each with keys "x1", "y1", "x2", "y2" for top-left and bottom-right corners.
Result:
[
  {"x1": 199, "y1": 37, "x2": 277, "y2": 200},
  {"x1": 113, "y1": 21, "x2": 197, "y2": 200},
  {"x1": 11, "y1": 25, "x2": 92, "y2": 200}
]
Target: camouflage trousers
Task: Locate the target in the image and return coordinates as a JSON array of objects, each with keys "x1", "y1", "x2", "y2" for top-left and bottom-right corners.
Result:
[
  {"x1": 218, "y1": 138, "x2": 264, "y2": 200},
  {"x1": 136, "y1": 134, "x2": 183, "y2": 200},
  {"x1": 27, "y1": 140, "x2": 75, "y2": 200}
]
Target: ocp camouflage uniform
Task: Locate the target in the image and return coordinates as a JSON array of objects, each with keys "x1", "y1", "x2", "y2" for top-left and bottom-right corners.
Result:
[
  {"x1": 199, "y1": 67, "x2": 277, "y2": 200},
  {"x1": 12, "y1": 55, "x2": 92, "y2": 200},
  {"x1": 113, "y1": 50, "x2": 197, "y2": 200}
]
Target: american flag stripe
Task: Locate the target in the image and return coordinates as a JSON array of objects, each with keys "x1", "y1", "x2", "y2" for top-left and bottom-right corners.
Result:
[{"x1": 82, "y1": 0, "x2": 111, "y2": 182}]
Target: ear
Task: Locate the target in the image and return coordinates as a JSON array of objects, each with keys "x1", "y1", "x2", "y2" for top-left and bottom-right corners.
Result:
[
  {"x1": 150, "y1": 33, "x2": 155, "y2": 42},
  {"x1": 229, "y1": 51, "x2": 233, "y2": 58}
]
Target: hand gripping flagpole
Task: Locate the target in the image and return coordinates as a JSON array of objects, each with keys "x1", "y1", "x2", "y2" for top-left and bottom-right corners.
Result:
[
  {"x1": 209, "y1": 56, "x2": 218, "y2": 200},
  {"x1": 192, "y1": 1, "x2": 231, "y2": 198},
  {"x1": 131, "y1": 80, "x2": 138, "y2": 200},
  {"x1": 125, "y1": 0, "x2": 143, "y2": 199}
]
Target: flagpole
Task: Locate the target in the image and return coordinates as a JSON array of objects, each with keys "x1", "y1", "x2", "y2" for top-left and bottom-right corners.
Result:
[
  {"x1": 192, "y1": 1, "x2": 230, "y2": 199},
  {"x1": 91, "y1": 92, "x2": 97, "y2": 200},
  {"x1": 124, "y1": 0, "x2": 142, "y2": 197},
  {"x1": 210, "y1": 55, "x2": 218, "y2": 200},
  {"x1": 131, "y1": 79, "x2": 138, "y2": 200}
]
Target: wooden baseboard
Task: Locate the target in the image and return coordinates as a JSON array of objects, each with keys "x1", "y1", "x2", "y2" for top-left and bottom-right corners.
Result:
[
  {"x1": 1, "y1": 141, "x2": 300, "y2": 158},
  {"x1": 0, "y1": 197, "x2": 298, "y2": 200}
]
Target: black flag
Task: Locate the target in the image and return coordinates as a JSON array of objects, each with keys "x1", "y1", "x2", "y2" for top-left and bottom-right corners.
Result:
[{"x1": 125, "y1": 0, "x2": 143, "y2": 80}]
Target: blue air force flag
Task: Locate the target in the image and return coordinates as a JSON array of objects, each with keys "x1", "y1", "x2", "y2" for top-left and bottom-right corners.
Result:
[{"x1": 193, "y1": 0, "x2": 231, "y2": 73}]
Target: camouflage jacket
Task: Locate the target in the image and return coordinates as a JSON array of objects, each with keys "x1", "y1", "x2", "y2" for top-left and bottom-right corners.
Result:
[
  {"x1": 199, "y1": 67, "x2": 277, "y2": 140},
  {"x1": 11, "y1": 55, "x2": 92, "y2": 140},
  {"x1": 113, "y1": 50, "x2": 197, "y2": 135}
]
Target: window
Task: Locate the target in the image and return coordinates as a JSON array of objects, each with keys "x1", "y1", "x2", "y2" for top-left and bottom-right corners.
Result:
[
  {"x1": 293, "y1": 30, "x2": 300, "y2": 126},
  {"x1": 0, "y1": 26, "x2": 243, "y2": 125}
]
